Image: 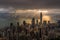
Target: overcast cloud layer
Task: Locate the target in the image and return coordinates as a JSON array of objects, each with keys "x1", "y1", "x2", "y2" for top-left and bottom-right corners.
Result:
[
  {"x1": 0, "y1": 0, "x2": 60, "y2": 9},
  {"x1": 0, "y1": 0, "x2": 60, "y2": 21},
  {"x1": 0, "y1": 0, "x2": 60, "y2": 28}
]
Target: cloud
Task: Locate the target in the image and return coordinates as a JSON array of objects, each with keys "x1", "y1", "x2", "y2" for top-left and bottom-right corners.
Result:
[
  {"x1": 0, "y1": 0, "x2": 60, "y2": 9},
  {"x1": 0, "y1": 8, "x2": 60, "y2": 21},
  {"x1": 0, "y1": 7, "x2": 15, "y2": 13}
]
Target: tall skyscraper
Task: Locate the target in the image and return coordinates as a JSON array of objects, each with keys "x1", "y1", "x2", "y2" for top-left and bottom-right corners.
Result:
[
  {"x1": 43, "y1": 21, "x2": 47, "y2": 26},
  {"x1": 36, "y1": 19, "x2": 38, "y2": 25},
  {"x1": 10, "y1": 23, "x2": 13, "y2": 29},
  {"x1": 40, "y1": 12, "x2": 43, "y2": 25},
  {"x1": 32, "y1": 18, "x2": 35, "y2": 25},
  {"x1": 48, "y1": 21, "x2": 50, "y2": 24},
  {"x1": 23, "y1": 20, "x2": 26, "y2": 26},
  {"x1": 31, "y1": 17, "x2": 35, "y2": 28}
]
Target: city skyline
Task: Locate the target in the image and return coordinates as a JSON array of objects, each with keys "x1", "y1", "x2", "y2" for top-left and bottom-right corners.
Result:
[
  {"x1": 0, "y1": 0, "x2": 59, "y2": 29},
  {"x1": 0, "y1": 0, "x2": 60, "y2": 40},
  {"x1": 0, "y1": 12, "x2": 59, "y2": 40}
]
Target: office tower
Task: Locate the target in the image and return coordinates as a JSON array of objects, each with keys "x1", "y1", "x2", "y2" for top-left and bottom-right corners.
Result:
[
  {"x1": 7, "y1": 30, "x2": 10, "y2": 40},
  {"x1": 17, "y1": 22, "x2": 19, "y2": 27},
  {"x1": 32, "y1": 18, "x2": 35, "y2": 24},
  {"x1": 36, "y1": 19, "x2": 39, "y2": 29},
  {"x1": 39, "y1": 12, "x2": 43, "y2": 40},
  {"x1": 57, "y1": 20, "x2": 60, "y2": 28},
  {"x1": 48, "y1": 21, "x2": 50, "y2": 24},
  {"x1": 57, "y1": 20, "x2": 60, "y2": 24},
  {"x1": 10, "y1": 23, "x2": 13, "y2": 29},
  {"x1": 40, "y1": 12, "x2": 43, "y2": 25},
  {"x1": 39, "y1": 28, "x2": 42, "y2": 38},
  {"x1": 23, "y1": 20, "x2": 26, "y2": 26},
  {"x1": 43, "y1": 21, "x2": 47, "y2": 26},
  {"x1": 10, "y1": 23, "x2": 14, "y2": 40},
  {"x1": 16, "y1": 22, "x2": 19, "y2": 40},
  {"x1": 36, "y1": 19, "x2": 38, "y2": 25},
  {"x1": 48, "y1": 21, "x2": 51, "y2": 31},
  {"x1": 45, "y1": 29, "x2": 48, "y2": 36},
  {"x1": 31, "y1": 17, "x2": 35, "y2": 28}
]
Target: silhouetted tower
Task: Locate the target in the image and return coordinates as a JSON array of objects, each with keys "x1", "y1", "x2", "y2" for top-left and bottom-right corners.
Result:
[
  {"x1": 16, "y1": 22, "x2": 20, "y2": 40},
  {"x1": 39, "y1": 28, "x2": 42, "y2": 38},
  {"x1": 23, "y1": 20, "x2": 26, "y2": 26},
  {"x1": 57, "y1": 20, "x2": 60, "y2": 28},
  {"x1": 31, "y1": 17, "x2": 35, "y2": 28},
  {"x1": 48, "y1": 21, "x2": 50, "y2": 24},
  {"x1": 40, "y1": 12, "x2": 43, "y2": 40},
  {"x1": 17, "y1": 22, "x2": 19, "y2": 26},
  {"x1": 10, "y1": 23, "x2": 14, "y2": 40},
  {"x1": 40, "y1": 12, "x2": 43, "y2": 24},
  {"x1": 10, "y1": 23, "x2": 13, "y2": 29},
  {"x1": 48, "y1": 21, "x2": 51, "y2": 30},
  {"x1": 16, "y1": 22, "x2": 20, "y2": 31},
  {"x1": 43, "y1": 21, "x2": 47, "y2": 26},
  {"x1": 32, "y1": 18, "x2": 35, "y2": 24},
  {"x1": 36, "y1": 19, "x2": 38, "y2": 25}
]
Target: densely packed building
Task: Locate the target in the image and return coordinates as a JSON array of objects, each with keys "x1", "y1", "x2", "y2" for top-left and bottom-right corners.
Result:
[{"x1": 0, "y1": 12, "x2": 59, "y2": 40}]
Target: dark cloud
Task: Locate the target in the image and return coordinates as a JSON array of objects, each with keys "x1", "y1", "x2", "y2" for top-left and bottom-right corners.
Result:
[{"x1": 0, "y1": 0, "x2": 60, "y2": 9}]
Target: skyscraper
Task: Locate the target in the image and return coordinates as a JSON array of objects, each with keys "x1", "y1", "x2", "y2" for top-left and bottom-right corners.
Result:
[
  {"x1": 31, "y1": 17, "x2": 35, "y2": 28},
  {"x1": 36, "y1": 19, "x2": 38, "y2": 25},
  {"x1": 43, "y1": 21, "x2": 47, "y2": 26},
  {"x1": 40, "y1": 12, "x2": 43, "y2": 25},
  {"x1": 23, "y1": 20, "x2": 26, "y2": 26}
]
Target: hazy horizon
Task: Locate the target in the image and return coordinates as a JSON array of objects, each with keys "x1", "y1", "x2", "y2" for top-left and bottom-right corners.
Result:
[{"x1": 0, "y1": 0, "x2": 60, "y2": 28}]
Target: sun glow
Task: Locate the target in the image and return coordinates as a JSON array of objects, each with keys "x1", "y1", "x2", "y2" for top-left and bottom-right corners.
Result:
[
  {"x1": 43, "y1": 15, "x2": 51, "y2": 22},
  {"x1": 38, "y1": 10, "x2": 48, "y2": 14},
  {"x1": 16, "y1": 9, "x2": 48, "y2": 13}
]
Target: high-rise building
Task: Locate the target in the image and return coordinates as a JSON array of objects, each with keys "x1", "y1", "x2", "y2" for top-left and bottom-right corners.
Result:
[
  {"x1": 32, "y1": 18, "x2": 35, "y2": 24},
  {"x1": 23, "y1": 20, "x2": 26, "y2": 26},
  {"x1": 31, "y1": 17, "x2": 35, "y2": 28},
  {"x1": 39, "y1": 12, "x2": 43, "y2": 40},
  {"x1": 17, "y1": 22, "x2": 19, "y2": 27},
  {"x1": 36, "y1": 20, "x2": 38, "y2": 25},
  {"x1": 40, "y1": 12, "x2": 43, "y2": 25},
  {"x1": 57, "y1": 20, "x2": 60, "y2": 28},
  {"x1": 48, "y1": 21, "x2": 50, "y2": 23},
  {"x1": 10, "y1": 23, "x2": 13, "y2": 29},
  {"x1": 16, "y1": 22, "x2": 19, "y2": 40},
  {"x1": 43, "y1": 21, "x2": 47, "y2": 26}
]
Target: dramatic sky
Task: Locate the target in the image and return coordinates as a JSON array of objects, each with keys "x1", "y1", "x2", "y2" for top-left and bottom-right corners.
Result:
[
  {"x1": 0, "y1": 0, "x2": 60, "y2": 20},
  {"x1": 0, "y1": 0, "x2": 60, "y2": 28},
  {"x1": 0, "y1": 0, "x2": 60, "y2": 9}
]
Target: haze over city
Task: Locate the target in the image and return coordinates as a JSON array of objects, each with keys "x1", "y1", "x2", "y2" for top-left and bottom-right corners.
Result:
[{"x1": 0, "y1": 0, "x2": 60, "y2": 40}]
